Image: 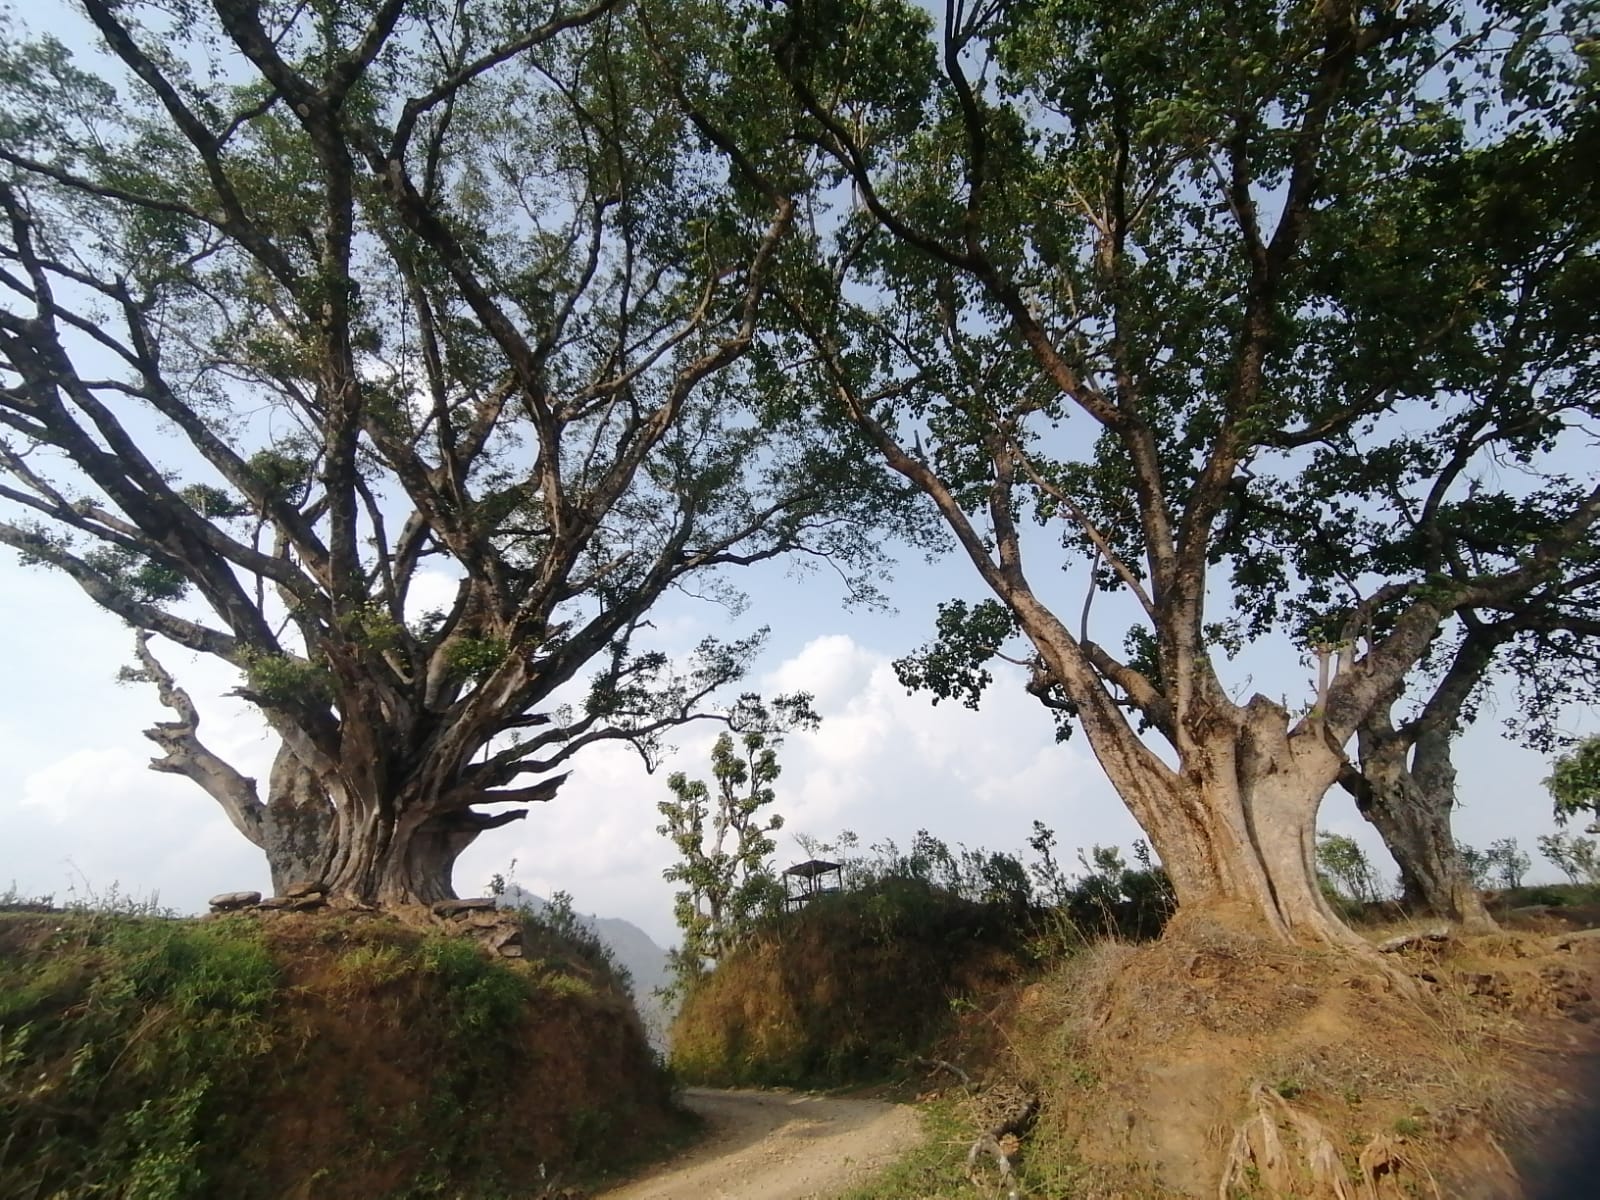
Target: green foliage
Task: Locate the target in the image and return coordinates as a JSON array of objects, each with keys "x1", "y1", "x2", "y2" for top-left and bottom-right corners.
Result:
[
  {"x1": 894, "y1": 598, "x2": 1020, "y2": 710},
  {"x1": 671, "y1": 820, "x2": 1178, "y2": 1090},
  {"x1": 242, "y1": 448, "x2": 313, "y2": 504},
  {"x1": 1546, "y1": 736, "x2": 1600, "y2": 823},
  {"x1": 338, "y1": 603, "x2": 403, "y2": 654},
  {"x1": 0, "y1": 908, "x2": 674, "y2": 1200},
  {"x1": 1486, "y1": 837, "x2": 1534, "y2": 890},
  {"x1": 0, "y1": 916, "x2": 278, "y2": 1199},
  {"x1": 239, "y1": 650, "x2": 332, "y2": 707},
  {"x1": 176, "y1": 484, "x2": 249, "y2": 521},
  {"x1": 796, "y1": 824, "x2": 1174, "y2": 944},
  {"x1": 443, "y1": 635, "x2": 509, "y2": 681},
  {"x1": 1055, "y1": 840, "x2": 1177, "y2": 942},
  {"x1": 1315, "y1": 832, "x2": 1386, "y2": 905},
  {"x1": 670, "y1": 873, "x2": 1027, "y2": 1088},
  {"x1": 520, "y1": 890, "x2": 635, "y2": 1000},
  {"x1": 1456, "y1": 841, "x2": 1496, "y2": 890},
  {"x1": 838, "y1": 1101, "x2": 974, "y2": 1199},
  {"x1": 659, "y1": 731, "x2": 789, "y2": 992},
  {"x1": 83, "y1": 546, "x2": 189, "y2": 605},
  {"x1": 1537, "y1": 832, "x2": 1600, "y2": 885}
]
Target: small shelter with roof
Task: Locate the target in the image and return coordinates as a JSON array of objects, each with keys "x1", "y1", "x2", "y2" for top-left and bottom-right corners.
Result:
[{"x1": 781, "y1": 858, "x2": 843, "y2": 911}]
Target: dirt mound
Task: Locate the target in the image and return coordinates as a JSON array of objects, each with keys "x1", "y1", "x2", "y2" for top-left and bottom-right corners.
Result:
[
  {"x1": 997, "y1": 917, "x2": 1600, "y2": 1198},
  {"x1": 671, "y1": 880, "x2": 1030, "y2": 1087},
  {"x1": 0, "y1": 908, "x2": 684, "y2": 1199}
]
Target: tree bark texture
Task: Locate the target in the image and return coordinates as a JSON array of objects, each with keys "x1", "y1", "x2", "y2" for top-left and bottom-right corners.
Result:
[
  {"x1": 1118, "y1": 700, "x2": 1364, "y2": 947},
  {"x1": 261, "y1": 750, "x2": 527, "y2": 905},
  {"x1": 258, "y1": 746, "x2": 335, "y2": 894},
  {"x1": 1003, "y1": 596, "x2": 1368, "y2": 949},
  {"x1": 1346, "y1": 719, "x2": 1498, "y2": 932}
]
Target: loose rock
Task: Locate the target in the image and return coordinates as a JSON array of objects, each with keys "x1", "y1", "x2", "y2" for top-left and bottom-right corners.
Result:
[
  {"x1": 209, "y1": 891, "x2": 262, "y2": 911},
  {"x1": 485, "y1": 924, "x2": 524, "y2": 957},
  {"x1": 1377, "y1": 928, "x2": 1450, "y2": 954},
  {"x1": 257, "y1": 895, "x2": 325, "y2": 911},
  {"x1": 432, "y1": 897, "x2": 497, "y2": 917},
  {"x1": 284, "y1": 880, "x2": 328, "y2": 898}
]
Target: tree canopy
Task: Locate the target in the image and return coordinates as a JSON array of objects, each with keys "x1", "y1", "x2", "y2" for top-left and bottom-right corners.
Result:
[
  {"x1": 0, "y1": 0, "x2": 911, "y2": 903},
  {"x1": 654, "y1": 0, "x2": 1600, "y2": 944},
  {"x1": 1547, "y1": 733, "x2": 1600, "y2": 823}
]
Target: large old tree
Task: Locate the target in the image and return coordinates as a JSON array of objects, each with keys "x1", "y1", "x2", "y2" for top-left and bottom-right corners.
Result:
[
  {"x1": 0, "y1": 0, "x2": 904, "y2": 904},
  {"x1": 662, "y1": 0, "x2": 1600, "y2": 945},
  {"x1": 1266, "y1": 100, "x2": 1600, "y2": 931}
]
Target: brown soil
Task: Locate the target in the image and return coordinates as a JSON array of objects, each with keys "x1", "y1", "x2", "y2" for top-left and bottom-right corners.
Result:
[
  {"x1": 595, "y1": 1088, "x2": 920, "y2": 1200},
  {"x1": 998, "y1": 915, "x2": 1600, "y2": 1199},
  {"x1": 246, "y1": 913, "x2": 684, "y2": 1198}
]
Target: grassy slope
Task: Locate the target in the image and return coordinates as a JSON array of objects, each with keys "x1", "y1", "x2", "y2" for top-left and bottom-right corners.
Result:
[
  {"x1": 0, "y1": 908, "x2": 687, "y2": 1200},
  {"x1": 670, "y1": 879, "x2": 1031, "y2": 1088}
]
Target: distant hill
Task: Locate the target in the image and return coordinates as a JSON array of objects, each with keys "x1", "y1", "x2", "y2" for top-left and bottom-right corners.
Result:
[{"x1": 496, "y1": 885, "x2": 674, "y2": 1046}]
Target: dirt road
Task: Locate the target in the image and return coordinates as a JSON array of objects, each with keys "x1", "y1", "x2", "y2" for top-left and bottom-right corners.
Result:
[{"x1": 596, "y1": 1088, "x2": 921, "y2": 1200}]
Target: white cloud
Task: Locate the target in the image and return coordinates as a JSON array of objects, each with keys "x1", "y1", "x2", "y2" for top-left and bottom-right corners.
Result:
[
  {"x1": 758, "y1": 635, "x2": 1138, "y2": 866},
  {"x1": 403, "y1": 569, "x2": 462, "y2": 622},
  {"x1": 4, "y1": 742, "x2": 267, "y2": 909}
]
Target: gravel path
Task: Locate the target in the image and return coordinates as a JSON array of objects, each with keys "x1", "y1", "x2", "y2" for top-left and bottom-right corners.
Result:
[{"x1": 595, "y1": 1087, "x2": 920, "y2": 1200}]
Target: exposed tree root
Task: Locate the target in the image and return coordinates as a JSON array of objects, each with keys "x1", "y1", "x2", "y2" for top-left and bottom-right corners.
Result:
[
  {"x1": 911, "y1": 1054, "x2": 973, "y2": 1090},
  {"x1": 1219, "y1": 1084, "x2": 1355, "y2": 1200},
  {"x1": 1376, "y1": 928, "x2": 1451, "y2": 954},
  {"x1": 1357, "y1": 1131, "x2": 1441, "y2": 1200},
  {"x1": 964, "y1": 1090, "x2": 1038, "y2": 1199},
  {"x1": 1219, "y1": 1085, "x2": 1451, "y2": 1200}
]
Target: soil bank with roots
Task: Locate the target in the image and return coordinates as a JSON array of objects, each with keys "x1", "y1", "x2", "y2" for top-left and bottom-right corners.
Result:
[{"x1": 994, "y1": 914, "x2": 1600, "y2": 1199}]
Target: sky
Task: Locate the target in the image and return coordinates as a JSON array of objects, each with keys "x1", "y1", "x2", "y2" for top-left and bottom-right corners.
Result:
[{"x1": 2, "y1": 532, "x2": 1589, "y2": 949}]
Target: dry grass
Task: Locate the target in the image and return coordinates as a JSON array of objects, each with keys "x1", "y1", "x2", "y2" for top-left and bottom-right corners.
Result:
[
  {"x1": 990, "y1": 917, "x2": 1600, "y2": 1199},
  {"x1": 671, "y1": 882, "x2": 1031, "y2": 1088}
]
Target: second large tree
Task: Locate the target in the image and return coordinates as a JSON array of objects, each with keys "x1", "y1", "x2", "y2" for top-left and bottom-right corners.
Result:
[{"x1": 668, "y1": 0, "x2": 1600, "y2": 946}]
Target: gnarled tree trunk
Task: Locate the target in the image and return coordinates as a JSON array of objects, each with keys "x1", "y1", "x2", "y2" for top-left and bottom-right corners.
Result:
[
  {"x1": 1344, "y1": 715, "x2": 1498, "y2": 932},
  {"x1": 136, "y1": 635, "x2": 528, "y2": 906},
  {"x1": 1117, "y1": 697, "x2": 1364, "y2": 948},
  {"x1": 997, "y1": 594, "x2": 1377, "y2": 951},
  {"x1": 258, "y1": 746, "x2": 336, "y2": 894},
  {"x1": 314, "y1": 796, "x2": 524, "y2": 907}
]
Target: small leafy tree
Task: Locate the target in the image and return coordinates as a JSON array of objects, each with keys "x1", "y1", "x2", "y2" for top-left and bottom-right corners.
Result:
[
  {"x1": 1314, "y1": 832, "x2": 1384, "y2": 906},
  {"x1": 1485, "y1": 838, "x2": 1533, "y2": 891},
  {"x1": 1026, "y1": 820, "x2": 1071, "y2": 908},
  {"x1": 1456, "y1": 842, "x2": 1495, "y2": 891},
  {"x1": 1537, "y1": 832, "x2": 1600, "y2": 885},
  {"x1": 659, "y1": 718, "x2": 806, "y2": 989}
]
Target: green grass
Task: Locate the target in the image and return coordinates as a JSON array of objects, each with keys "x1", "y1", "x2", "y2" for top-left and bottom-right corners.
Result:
[
  {"x1": 1497, "y1": 882, "x2": 1600, "y2": 908},
  {"x1": 839, "y1": 1101, "x2": 972, "y2": 1199},
  {"x1": 0, "y1": 914, "x2": 279, "y2": 1200},
  {"x1": 0, "y1": 908, "x2": 679, "y2": 1200}
]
